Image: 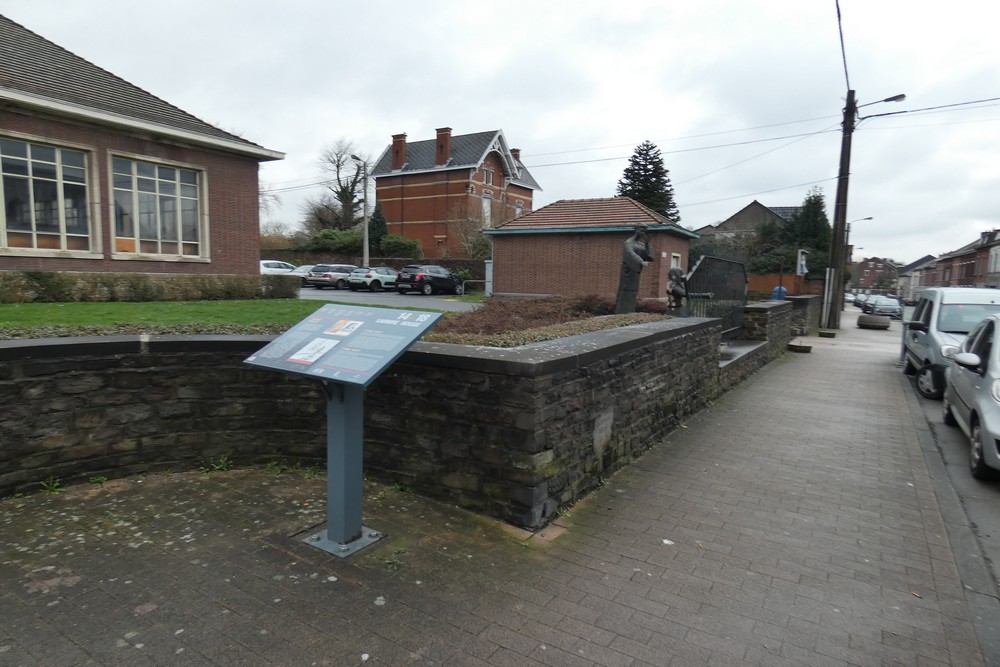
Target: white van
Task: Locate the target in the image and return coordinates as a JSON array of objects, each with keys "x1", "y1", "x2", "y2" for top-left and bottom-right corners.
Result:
[{"x1": 904, "y1": 287, "x2": 1000, "y2": 398}]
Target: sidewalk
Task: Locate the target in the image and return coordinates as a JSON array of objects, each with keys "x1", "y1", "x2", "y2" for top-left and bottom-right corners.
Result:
[{"x1": 0, "y1": 308, "x2": 990, "y2": 666}]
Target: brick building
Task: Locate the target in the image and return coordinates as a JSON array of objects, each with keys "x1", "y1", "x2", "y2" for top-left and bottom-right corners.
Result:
[
  {"x1": 852, "y1": 256, "x2": 900, "y2": 291},
  {"x1": 694, "y1": 200, "x2": 801, "y2": 239},
  {"x1": 485, "y1": 197, "x2": 697, "y2": 299},
  {"x1": 0, "y1": 15, "x2": 282, "y2": 276},
  {"x1": 370, "y1": 128, "x2": 540, "y2": 258}
]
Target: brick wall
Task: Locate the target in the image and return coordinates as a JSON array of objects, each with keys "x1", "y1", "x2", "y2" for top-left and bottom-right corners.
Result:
[
  {"x1": 0, "y1": 306, "x2": 788, "y2": 529},
  {"x1": 1, "y1": 109, "x2": 261, "y2": 275},
  {"x1": 492, "y1": 230, "x2": 690, "y2": 300}
]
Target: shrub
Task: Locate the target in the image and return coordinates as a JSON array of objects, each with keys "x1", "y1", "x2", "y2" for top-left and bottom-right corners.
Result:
[
  {"x1": 379, "y1": 234, "x2": 422, "y2": 258},
  {"x1": 0, "y1": 271, "x2": 299, "y2": 303}
]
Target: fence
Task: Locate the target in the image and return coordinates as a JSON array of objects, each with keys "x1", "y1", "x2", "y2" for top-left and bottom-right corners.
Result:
[{"x1": 686, "y1": 255, "x2": 748, "y2": 336}]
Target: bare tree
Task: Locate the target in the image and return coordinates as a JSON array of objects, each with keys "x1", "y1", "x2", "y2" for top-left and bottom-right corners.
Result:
[{"x1": 317, "y1": 140, "x2": 365, "y2": 229}]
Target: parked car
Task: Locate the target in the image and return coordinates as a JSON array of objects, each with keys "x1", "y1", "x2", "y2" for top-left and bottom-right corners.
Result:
[
  {"x1": 305, "y1": 264, "x2": 358, "y2": 290},
  {"x1": 288, "y1": 264, "x2": 315, "y2": 287},
  {"x1": 854, "y1": 293, "x2": 870, "y2": 309},
  {"x1": 904, "y1": 287, "x2": 1000, "y2": 399},
  {"x1": 396, "y1": 265, "x2": 465, "y2": 295},
  {"x1": 259, "y1": 260, "x2": 296, "y2": 275},
  {"x1": 942, "y1": 313, "x2": 1000, "y2": 478},
  {"x1": 844, "y1": 292, "x2": 855, "y2": 304},
  {"x1": 867, "y1": 296, "x2": 902, "y2": 319},
  {"x1": 348, "y1": 267, "x2": 398, "y2": 292}
]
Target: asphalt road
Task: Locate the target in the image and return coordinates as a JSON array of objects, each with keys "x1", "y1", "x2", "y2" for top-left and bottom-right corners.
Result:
[{"x1": 296, "y1": 286, "x2": 480, "y2": 312}]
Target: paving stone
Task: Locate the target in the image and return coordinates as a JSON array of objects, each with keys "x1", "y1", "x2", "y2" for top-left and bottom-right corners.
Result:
[{"x1": 0, "y1": 310, "x2": 991, "y2": 665}]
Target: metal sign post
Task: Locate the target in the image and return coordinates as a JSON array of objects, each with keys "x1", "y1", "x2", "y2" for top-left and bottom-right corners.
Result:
[{"x1": 245, "y1": 304, "x2": 442, "y2": 557}]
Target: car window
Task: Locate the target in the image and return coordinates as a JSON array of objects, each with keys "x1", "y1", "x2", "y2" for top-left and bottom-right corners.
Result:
[
  {"x1": 938, "y1": 304, "x2": 1000, "y2": 335},
  {"x1": 914, "y1": 298, "x2": 931, "y2": 326},
  {"x1": 968, "y1": 320, "x2": 994, "y2": 372}
]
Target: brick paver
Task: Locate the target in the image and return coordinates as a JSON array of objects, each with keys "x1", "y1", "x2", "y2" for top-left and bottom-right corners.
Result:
[{"x1": 0, "y1": 309, "x2": 989, "y2": 665}]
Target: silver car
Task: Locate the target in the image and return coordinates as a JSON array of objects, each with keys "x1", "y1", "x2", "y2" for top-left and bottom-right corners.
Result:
[{"x1": 943, "y1": 313, "x2": 1000, "y2": 479}]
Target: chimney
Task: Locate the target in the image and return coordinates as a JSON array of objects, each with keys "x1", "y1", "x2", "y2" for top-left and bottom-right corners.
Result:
[
  {"x1": 510, "y1": 148, "x2": 521, "y2": 162},
  {"x1": 391, "y1": 133, "x2": 407, "y2": 170},
  {"x1": 435, "y1": 127, "x2": 452, "y2": 166}
]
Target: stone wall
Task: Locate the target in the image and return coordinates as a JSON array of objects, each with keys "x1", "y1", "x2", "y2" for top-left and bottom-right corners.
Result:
[
  {"x1": 0, "y1": 305, "x2": 789, "y2": 530},
  {"x1": 786, "y1": 295, "x2": 822, "y2": 336}
]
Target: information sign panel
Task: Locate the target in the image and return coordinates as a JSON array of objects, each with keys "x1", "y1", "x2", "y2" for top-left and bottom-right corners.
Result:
[
  {"x1": 244, "y1": 303, "x2": 442, "y2": 556},
  {"x1": 244, "y1": 304, "x2": 441, "y2": 386}
]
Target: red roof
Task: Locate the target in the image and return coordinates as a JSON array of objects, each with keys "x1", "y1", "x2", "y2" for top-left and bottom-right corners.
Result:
[{"x1": 491, "y1": 197, "x2": 695, "y2": 237}]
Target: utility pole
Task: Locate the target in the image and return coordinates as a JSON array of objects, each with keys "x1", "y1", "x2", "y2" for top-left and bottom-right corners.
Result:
[{"x1": 826, "y1": 89, "x2": 856, "y2": 329}]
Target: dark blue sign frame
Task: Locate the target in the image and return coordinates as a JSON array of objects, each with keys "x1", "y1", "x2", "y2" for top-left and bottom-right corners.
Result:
[{"x1": 245, "y1": 304, "x2": 442, "y2": 556}]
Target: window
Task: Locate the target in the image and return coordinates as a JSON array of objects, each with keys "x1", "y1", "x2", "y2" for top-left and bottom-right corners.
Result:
[
  {"x1": 1, "y1": 137, "x2": 91, "y2": 251},
  {"x1": 671, "y1": 253, "x2": 682, "y2": 269},
  {"x1": 482, "y1": 169, "x2": 494, "y2": 185},
  {"x1": 481, "y1": 193, "x2": 492, "y2": 226},
  {"x1": 112, "y1": 156, "x2": 202, "y2": 256}
]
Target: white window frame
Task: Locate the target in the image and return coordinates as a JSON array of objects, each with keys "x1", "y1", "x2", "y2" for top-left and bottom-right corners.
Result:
[
  {"x1": 0, "y1": 134, "x2": 99, "y2": 258},
  {"x1": 111, "y1": 154, "x2": 207, "y2": 260}
]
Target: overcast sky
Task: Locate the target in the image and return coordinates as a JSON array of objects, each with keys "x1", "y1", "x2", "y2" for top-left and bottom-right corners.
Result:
[{"x1": 6, "y1": 0, "x2": 999, "y2": 265}]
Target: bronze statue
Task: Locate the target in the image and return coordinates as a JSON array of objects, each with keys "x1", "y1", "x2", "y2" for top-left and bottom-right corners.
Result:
[
  {"x1": 615, "y1": 225, "x2": 653, "y2": 314},
  {"x1": 668, "y1": 267, "x2": 688, "y2": 315}
]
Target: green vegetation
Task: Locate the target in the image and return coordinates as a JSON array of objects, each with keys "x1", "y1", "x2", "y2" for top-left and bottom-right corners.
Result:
[{"x1": 39, "y1": 476, "x2": 65, "y2": 494}]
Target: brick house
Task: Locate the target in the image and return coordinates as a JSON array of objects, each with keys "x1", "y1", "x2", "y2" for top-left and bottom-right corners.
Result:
[
  {"x1": 370, "y1": 128, "x2": 540, "y2": 258},
  {"x1": 852, "y1": 256, "x2": 901, "y2": 291},
  {"x1": 694, "y1": 200, "x2": 801, "y2": 239},
  {"x1": 485, "y1": 197, "x2": 698, "y2": 299},
  {"x1": 0, "y1": 15, "x2": 283, "y2": 276}
]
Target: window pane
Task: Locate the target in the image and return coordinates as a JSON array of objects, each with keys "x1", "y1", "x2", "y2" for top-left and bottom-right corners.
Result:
[
  {"x1": 3, "y1": 175, "x2": 30, "y2": 230},
  {"x1": 62, "y1": 166, "x2": 86, "y2": 184},
  {"x1": 181, "y1": 199, "x2": 198, "y2": 242},
  {"x1": 32, "y1": 161, "x2": 57, "y2": 180},
  {"x1": 112, "y1": 157, "x2": 132, "y2": 174},
  {"x1": 32, "y1": 180, "x2": 59, "y2": 232},
  {"x1": 62, "y1": 150, "x2": 85, "y2": 168},
  {"x1": 0, "y1": 138, "x2": 27, "y2": 158},
  {"x1": 2, "y1": 156, "x2": 28, "y2": 176},
  {"x1": 115, "y1": 190, "x2": 134, "y2": 236},
  {"x1": 64, "y1": 183, "x2": 88, "y2": 234},
  {"x1": 113, "y1": 172, "x2": 133, "y2": 189},
  {"x1": 138, "y1": 192, "x2": 158, "y2": 239},
  {"x1": 138, "y1": 177, "x2": 156, "y2": 193},
  {"x1": 159, "y1": 180, "x2": 176, "y2": 196},
  {"x1": 158, "y1": 166, "x2": 176, "y2": 181},
  {"x1": 180, "y1": 184, "x2": 197, "y2": 198},
  {"x1": 30, "y1": 145, "x2": 55, "y2": 163},
  {"x1": 180, "y1": 170, "x2": 197, "y2": 185},
  {"x1": 159, "y1": 197, "x2": 177, "y2": 240},
  {"x1": 136, "y1": 162, "x2": 155, "y2": 177}
]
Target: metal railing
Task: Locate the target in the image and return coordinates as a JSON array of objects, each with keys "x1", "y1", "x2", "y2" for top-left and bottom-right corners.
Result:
[{"x1": 685, "y1": 255, "x2": 748, "y2": 336}]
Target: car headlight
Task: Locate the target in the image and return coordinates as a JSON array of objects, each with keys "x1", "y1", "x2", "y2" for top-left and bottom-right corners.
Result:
[{"x1": 992, "y1": 378, "x2": 1000, "y2": 403}]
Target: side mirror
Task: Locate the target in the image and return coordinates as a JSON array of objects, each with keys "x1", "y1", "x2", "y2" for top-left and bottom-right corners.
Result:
[
  {"x1": 953, "y1": 351, "x2": 982, "y2": 368},
  {"x1": 907, "y1": 321, "x2": 928, "y2": 332}
]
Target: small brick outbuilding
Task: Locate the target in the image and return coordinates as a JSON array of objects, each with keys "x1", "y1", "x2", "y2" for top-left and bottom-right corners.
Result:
[{"x1": 485, "y1": 197, "x2": 698, "y2": 300}]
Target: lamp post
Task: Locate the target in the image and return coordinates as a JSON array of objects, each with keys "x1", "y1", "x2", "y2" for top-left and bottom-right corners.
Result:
[
  {"x1": 350, "y1": 154, "x2": 369, "y2": 267},
  {"x1": 825, "y1": 92, "x2": 905, "y2": 328},
  {"x1": 845, "y1": 216, "x2": 872, "y2": 288}
]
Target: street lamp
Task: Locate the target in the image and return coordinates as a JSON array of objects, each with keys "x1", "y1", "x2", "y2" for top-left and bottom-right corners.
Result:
[
  {"x1": 825, "y1": 92, "x2": 905, "y2": 329},
  {"x1": 350, "y1": 154, "x2": 369, "y2": 267}
]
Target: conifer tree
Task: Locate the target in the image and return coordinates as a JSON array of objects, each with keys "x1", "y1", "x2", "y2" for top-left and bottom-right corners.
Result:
[{"x1": 616, "y1": 140, "x2": 681, "y2": 223}]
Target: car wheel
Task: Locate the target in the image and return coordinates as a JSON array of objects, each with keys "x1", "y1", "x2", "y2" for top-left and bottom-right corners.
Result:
[
  {"x1": 421, "y1": 282, "x2": 434, "y2": 296},
  {"x1": 453, "y1": 283, "x2": 464, "y2": 295},
  {"x1": 970, "y1": 419, "x2": 996, "y2": 480},
  {"x1": 916, "y1": 365, "x2": 943, "y2": 400},
  {"x1": 336, "y1": 279, "x2": 348, "y2": 290},
  {"x1": 369, "y1": 280, "x2": 382, "y2": 292},
  {"x1": 314, "y1": 285, "x2": 324, "y2": 290},
  {"x1": 943, "y1": 394, "x2": 957, "y2": 426}
]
